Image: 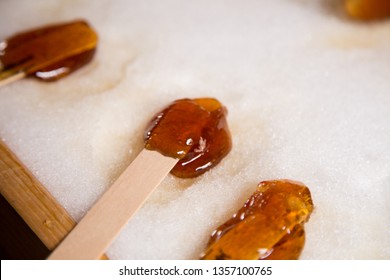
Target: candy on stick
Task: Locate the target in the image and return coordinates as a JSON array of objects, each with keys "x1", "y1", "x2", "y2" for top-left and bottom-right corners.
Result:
[
  {"x1": 48, "y1": 98, "x2": 232, "y2": 260},
  {"x1": 200, "y1": 180, "x2": 314, "y2": 260},
  {"x1": 0, "y1": 20, "x2": 97, "y2": 86}
]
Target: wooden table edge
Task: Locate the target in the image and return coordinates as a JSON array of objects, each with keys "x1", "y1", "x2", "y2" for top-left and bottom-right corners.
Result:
[{"x1": 0, "y1": 139, "x2": 108, "y2": 260}]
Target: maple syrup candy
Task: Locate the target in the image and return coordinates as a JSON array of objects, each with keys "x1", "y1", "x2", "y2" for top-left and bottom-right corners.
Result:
[
  {"x1": 345, "y1": 0, "x2": 390, "y2": 20},
  {"x1": 0, "y1": 20, "x2": 97, "y2": 81},
  {"x1": 200, "y1": 180, "x2": 314, "y2": 260},
  {"x1": 144, "y1": 98, "x2": 232, "y2": 178}
]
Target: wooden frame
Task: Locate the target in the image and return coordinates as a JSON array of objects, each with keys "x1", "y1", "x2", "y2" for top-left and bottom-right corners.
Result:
[{"x1": 0, "y1": 139, "x2": 107, "y2": 259}]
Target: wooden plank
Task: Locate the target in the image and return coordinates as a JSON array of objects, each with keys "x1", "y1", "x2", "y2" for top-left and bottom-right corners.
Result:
[
  {"x1": 0, "y1": 139, "x2": 107, "y2": 259},
  {"x1": 48, "y1": 149, "x2": 178, "y2": 260}
]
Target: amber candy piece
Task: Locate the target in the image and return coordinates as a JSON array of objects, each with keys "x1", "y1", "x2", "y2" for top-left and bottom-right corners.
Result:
[
  {"x1": 345, "y1": 0, "x2": 390, "y2": 20},
  {"x1": 0, "y1": 20, "x2": 97, "y2": 81},
  {"x1": 144, "y1": 98, "x2": 232, "y2": 178},
  {"x1": 200, "y1": 180, "x2": 314, "y2": 260}
]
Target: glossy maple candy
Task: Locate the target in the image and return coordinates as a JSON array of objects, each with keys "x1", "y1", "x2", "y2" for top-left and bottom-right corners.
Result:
[
  {"x1": 200, "y1": 180, "x2": 314, "y2": 260},
  {"x1": 0, "y1": 20, "x2": 97, "y2": 81},
  {"x1": 144, "y1": 98, "x2": 232, "y2": 178},
  {"x1": 345, "y1": 0, "x2": 390, "y2": 20}
]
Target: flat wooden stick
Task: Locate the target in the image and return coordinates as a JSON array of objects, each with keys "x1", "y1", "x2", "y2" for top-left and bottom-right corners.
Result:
[
  {"x1": 48, "y1": 149, "x2": 178, "y2": 260},
  {"x1": 0, "y1": 72, "x2": 26, "y2": 87},
  {"x1": 0, "y1": 139, "x2": 107, "y2": 259}
]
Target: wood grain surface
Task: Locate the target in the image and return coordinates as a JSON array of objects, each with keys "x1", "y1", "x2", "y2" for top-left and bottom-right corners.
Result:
[{"x1": 0, "y1": 139, "x2": 107, "y2": 259}]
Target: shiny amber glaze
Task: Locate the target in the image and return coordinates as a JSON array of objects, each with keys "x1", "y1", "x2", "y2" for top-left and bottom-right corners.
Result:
[
  {"x1": 144, "y1": 98, "x2": 232, "y2": 178},
  {"x1": 0, "y1": 20, "x2": 97, "y2": 81},
  {"x1": 33, "y1": 48, "x2": 96, "y2": 81},
  {"x1": 345, "y1": 0, "x2": 390, "y2": 20},
  {"x1": 200, "y1": 180, "x2": 314, "y2": 260}
]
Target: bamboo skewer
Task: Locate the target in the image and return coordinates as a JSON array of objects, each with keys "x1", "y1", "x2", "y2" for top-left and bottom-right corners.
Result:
[{"x1": 48, "y1": 149, "x2": 178, "y2": 260}]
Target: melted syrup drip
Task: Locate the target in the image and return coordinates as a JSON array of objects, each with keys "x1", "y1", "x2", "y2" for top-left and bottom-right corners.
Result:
[
  {"x1": 144, "y1": 98, "x2": 232, "y2": 178},
  {"x1": 200, "y1": 180, "x2": 314, "y2": 260},
  {"x1": 0, "y1": 20, "x2": 97, "y2": 81},
  {"x1": 345, "y1": 0, "x2": 390, "y2": 20}
]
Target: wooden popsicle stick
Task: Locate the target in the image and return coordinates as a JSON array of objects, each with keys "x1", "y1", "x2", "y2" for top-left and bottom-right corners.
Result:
[
  {"x1": 48, "y1": 149, "x2": 178, "y2": 260},
  {"x1": 0, "y1": 71, "x2": 26, "y2": 87},
  {"x1": 0, "y1": 139, "x2": 108, "y2": 259}
]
